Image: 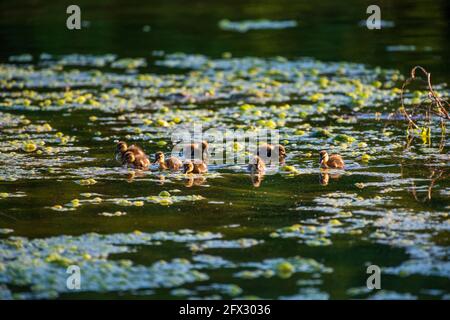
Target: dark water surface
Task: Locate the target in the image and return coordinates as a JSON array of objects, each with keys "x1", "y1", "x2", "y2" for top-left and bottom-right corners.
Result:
[{"x1": 0, "y1": 0, "x2": 449, "y2": 299}]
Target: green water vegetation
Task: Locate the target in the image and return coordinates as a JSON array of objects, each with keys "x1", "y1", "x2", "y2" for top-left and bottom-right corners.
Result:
[{"x1": 0, "y1": 51, "x2": 449, "y2": 300}]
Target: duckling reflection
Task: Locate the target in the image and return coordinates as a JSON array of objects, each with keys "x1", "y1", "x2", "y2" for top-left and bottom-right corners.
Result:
[
  {"x1": 248, "y1": 156, "x2": 265, "y2": 187},
  {"x1": 184, "y1": 175, "x2": 207, "y2": 187},
  {"x1": 319, "y1": 170, "x2": 342, "y2": 186},
  {"x1": 250, "y1": 173, "x2": 264, "y2": 187},
  {"x1": 156, "y1": 174, "x2": 166, "y2": 185},
  {"x1": 126, "y1": 170, "x2": 145, "y2": 183}
]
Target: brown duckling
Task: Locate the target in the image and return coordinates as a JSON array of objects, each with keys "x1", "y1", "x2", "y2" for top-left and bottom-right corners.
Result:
[
  {"x1": 247, "y1": 155, "x2": 266, "y2": 175},
  {"x1": 319, "y1": 150, "x2": 345, "y2": 169},
  {"x1": 115, "y1": 141, "x2": 147, "y2": 162},
  {"x1": 154, "y1": 151, "x2": 183, "y2": 171},
  {"x1": 115, "y1": 141, "x2": 128, "y2": 161},
  {"x1": 258, "y1": 143, "x2": 286, "y2": 162},
  {"x1": 122, "y1": 150, "x2": 150, "y2": 170},
  {"x1": 183, "y1": 160, "x2": 208, "y2": 174},
  {"x1": 185, "y1": 140, "x2": 209, "y2": 161}
]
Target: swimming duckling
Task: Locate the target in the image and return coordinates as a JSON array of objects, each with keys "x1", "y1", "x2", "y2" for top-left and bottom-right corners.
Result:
[
  {"x1": 183, "y1": 160, "x2": 208, "y2": 174},
  {"x1": 319, "y1": 170, "x2": 342, "y2": 186},
  {"x1": 122, "y1": 150, "x2": 150, "y2": 170},
  {"x1": 319, "y1": 150, "x2": 345, "y2": 169},
  {"x1": 185, "y1": 141, "x2": 209, "y2": 161},
  {"x1": 115, "y1": 141, "x2": 128, "y2": 161},
  {"x1": 247, "y1": 155, "x2": 266, "y2": 175},
  {"x1": 154, "y1": 151, "x2": 183, "y2": 171},
  {"x1": 115, "y1": 141, "x2": 147, "y2": 162},
  {"x1": 258, "y1": 143, "x2": 286, "y2": 162}
]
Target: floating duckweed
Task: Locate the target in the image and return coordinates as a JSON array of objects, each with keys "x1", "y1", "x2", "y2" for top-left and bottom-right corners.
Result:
[
  {"x1": 89, "y1": 116, "x2": 98, "y2": 122},
  {"x1": 45, "y1": 253, "x2": 73, "y2": 267},
  {"x1": 76, "y1": 179, "x2": 97, "y2": 186},
  {"x1": 159, "y1": 198, "x2": 173, "y2": 206},
  {"x1": 0, "y1": 228, "x2": 13, "y2": 234},
  {"x1": 277, "y1": 262, "x2": 295, "y2": 275},
  {"x1": 22, "y1": 142, "x2": 37, "y2": 152},
  {"x1": 339, "y1": 211, "x2": 353, "y2": 217},
  {"x1": 361, "y1": 154, "x2": 371, "y2": 162},
  {"x1": 329, "y1": 219, "x2": 342, "y2": 226},
  {"x1": 1, "y1": 52, "x2": 448, "y2": 299},
  {"x1": 309, "y1": 93, "x2": 324, "y2": 102},
  {"x1": 282, "y1": 165, "x2": 300, "y2": 174},
  {"x1": 92, "y1": 197, "x2": 102, "y2": 203},
  {"x1": 75, "y1": 96, "x2": 86, "y2": 104},
  {"x1": 305, "y1": 238, "x2": 332, "y2": 246},
  {"x1": 156, "y1": 141, "x2": 167, "y2": 147},
  {"x1": 83, "y1": 253, "x2": 92, "y2": 260},
  {"x1": 240, "y1": 104, "x2": 254, "y2": 112},
  {"x1": 358, "y1": 142, "x2": 368, "y2": 148},
  {"x1": 71, "y1": 199, "x2": 80, "y2": 207},
  {"x1": 133, "y1": 201, "x2": 144, "y2": 207},
  {"x1": 99, "y1": 211, "x2": 127, "y2": 217},
  {"x1": 159, "y1": 191, "x2": 171, "y2": 198},
  {"x1": 265, "y1": 120, "x2": 277, "y2": 129},
  {"x1": 156, "y1": 119, "x2": 170, "y2": 127},
  {"x1": 0, "y1": 193, "x2": 9, "y2": 198},
  {"x1": 116, "y1": 199, "x2": 133, "y2": 206},
  {"x1": 334, "y1": 134, "x2": 356, "y2": 143}
]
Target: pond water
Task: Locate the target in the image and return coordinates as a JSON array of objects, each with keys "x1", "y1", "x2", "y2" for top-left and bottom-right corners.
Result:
[{"x1": 0, "y1": 0, "x2": 449, "y2": 299}]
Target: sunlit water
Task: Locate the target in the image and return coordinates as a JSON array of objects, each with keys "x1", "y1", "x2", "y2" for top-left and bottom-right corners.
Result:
[{"x1": 0, "y1": 0, "x2": 449, "y2": 299}]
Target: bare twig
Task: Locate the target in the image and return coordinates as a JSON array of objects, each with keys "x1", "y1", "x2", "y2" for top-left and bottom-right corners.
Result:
[{"x1": 400, "y1": 66, "x2": 449, "y2": 132}]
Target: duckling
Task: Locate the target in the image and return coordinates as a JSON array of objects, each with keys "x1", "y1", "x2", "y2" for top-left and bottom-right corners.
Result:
[
  {"x1": 319, "y1": 150, "x2": 345, "y2": 169},
  {"x1": 247, "y1": 155, "x2": 266, "y2": 175},
  {"x1": 258, "y1": 143, "x2": 286, "y2": 162},
  {"x1": 183, "y1": 160, "x2": 208, "y2": 174},
  {"x1": 185, "y1": 141, "x2": 209, "y2": 161},
  {"x1": 122, "y1": 150, "x2": 150, "y2": 169},
  {"x1": 115, "y1": 141, "x2": 147, "y2": 162},
  {"x1": 115, "y1": 141, "x2": 128, "y2": 162},
  {"x1": 154, "y1": 151, "x2": 183, "y2": 171}
]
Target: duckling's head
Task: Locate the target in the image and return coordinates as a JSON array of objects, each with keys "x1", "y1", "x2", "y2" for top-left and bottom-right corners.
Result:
[
  {"x1": 183, "y1": 160, "x2": 194, "y2": 174},
  {"x1": 154, "y1": 151, "x2": 165, "y2": 164},
  {"x1": 117, "y1": 141, "x2": 128, "y2": 154},
  {"x1": 319, "y1": 150, "x2": 329, "y2": 164},
  {"x1": 278, "y1": 145, "x2": 287, "y2": 159},
  {"x1": 123, "y1": 151, "x2": 135, "y2": 164}
]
